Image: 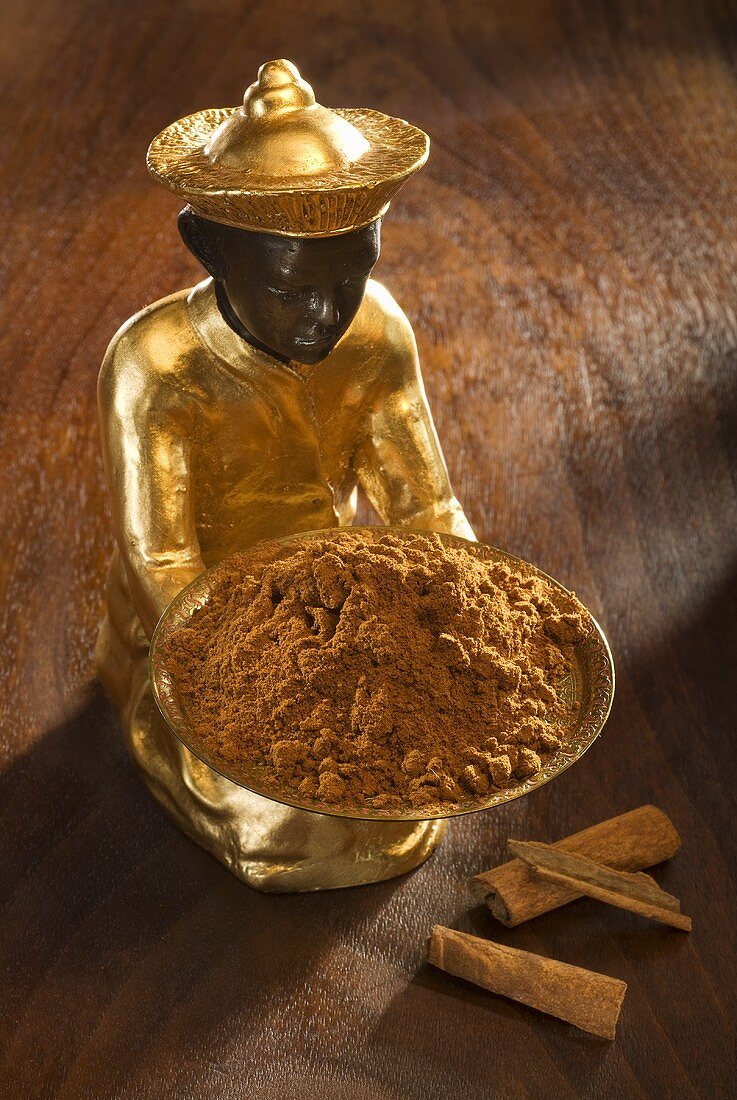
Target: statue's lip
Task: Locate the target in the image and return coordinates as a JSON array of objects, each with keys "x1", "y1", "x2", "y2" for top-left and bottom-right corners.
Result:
[{"x1": 293, "y1": 332, "x2": 341, "y2": 347}]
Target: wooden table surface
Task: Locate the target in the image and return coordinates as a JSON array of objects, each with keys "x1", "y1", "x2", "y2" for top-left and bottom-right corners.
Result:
[{"x1": 2, "y1": 1, "x2": 736, "y2": 1096}]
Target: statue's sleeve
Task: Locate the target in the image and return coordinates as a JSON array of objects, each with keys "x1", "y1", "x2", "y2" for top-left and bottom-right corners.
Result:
[
  {"x1": 352, "y1": 302, "x2": 476, "y2": 540},
  {"x1": 98, "y1": 332, "x2": 206, "y2": 638}
]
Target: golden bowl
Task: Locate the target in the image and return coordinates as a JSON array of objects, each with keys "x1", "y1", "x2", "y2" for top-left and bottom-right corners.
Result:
[{"x1": 149, "y1": 527, "x2": 615, "y2": 822}]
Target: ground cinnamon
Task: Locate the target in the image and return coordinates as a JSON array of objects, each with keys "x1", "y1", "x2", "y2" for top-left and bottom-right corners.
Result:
[{"x1": 160, "y1": 529, "x2": 589, "y2": 813}]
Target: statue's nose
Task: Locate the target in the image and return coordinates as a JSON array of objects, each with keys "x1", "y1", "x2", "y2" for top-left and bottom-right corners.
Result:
[{"x1": 315, "y1": 295, "x2": 340, "y2": 328}]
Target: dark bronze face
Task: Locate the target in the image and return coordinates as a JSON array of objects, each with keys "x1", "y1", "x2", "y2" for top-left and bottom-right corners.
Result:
[{"x1": 179, "y1": 210, "x2": 381, "y2": 364}]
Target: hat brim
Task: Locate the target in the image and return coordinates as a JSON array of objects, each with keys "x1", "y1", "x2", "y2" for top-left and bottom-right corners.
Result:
[{"x1": 147, "y1": 107, "x2": 429, "y2": 237}]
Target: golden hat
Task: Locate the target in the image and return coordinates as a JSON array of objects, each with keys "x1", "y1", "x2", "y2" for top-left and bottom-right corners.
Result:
[{"x1": 147, "y1": 59, "x2": 429, "y2": 237}]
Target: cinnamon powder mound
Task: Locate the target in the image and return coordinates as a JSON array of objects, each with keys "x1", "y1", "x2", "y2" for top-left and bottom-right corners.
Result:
[{"x1": 160, "y1": 530, "x2": 589, "y2": 814}]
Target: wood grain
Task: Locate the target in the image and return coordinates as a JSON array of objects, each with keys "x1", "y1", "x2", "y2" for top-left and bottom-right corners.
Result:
[{"x1": 2, "y1": 1, "x2": 737, "y2": 1096}]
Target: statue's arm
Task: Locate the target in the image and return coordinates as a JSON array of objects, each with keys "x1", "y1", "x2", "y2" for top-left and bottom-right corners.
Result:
[
  {"x1": 98, "y1": 332, "x2": 206, "y2": 638},
  {"x1": 352, "y1": 298, "x2": 476, "y2": 540}
]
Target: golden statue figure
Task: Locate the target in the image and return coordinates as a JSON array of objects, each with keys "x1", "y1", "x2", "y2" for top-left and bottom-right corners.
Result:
[{"x1": 96, "y1": 60, "x2": 475, "y2": 891}]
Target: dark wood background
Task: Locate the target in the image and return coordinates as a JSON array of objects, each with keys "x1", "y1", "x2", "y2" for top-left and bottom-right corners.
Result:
[{"x1": 2, "y1": 1, "x2": 736, "y2": 1096}]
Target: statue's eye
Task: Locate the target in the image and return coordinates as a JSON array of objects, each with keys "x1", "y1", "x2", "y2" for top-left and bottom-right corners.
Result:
[{"x1": 271, "y1": 286, "x2": 303, "y2": 302}]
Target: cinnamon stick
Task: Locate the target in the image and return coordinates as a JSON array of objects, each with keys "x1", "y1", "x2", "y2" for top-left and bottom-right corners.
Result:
[
  {"x1": 508, "y1": 841, "x2": 692, "y2": 931},
  {"x1": 428, "y1": 925, "x2": 627, "y2": 1039},
  {"x1": 472, "y1": 804, "x2": 681, "y2": 927}
]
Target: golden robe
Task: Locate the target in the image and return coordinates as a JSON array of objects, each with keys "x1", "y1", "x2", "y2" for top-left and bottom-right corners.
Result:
[{"x1": 96, "y1": 276, "x2": 474, "y2": 891}]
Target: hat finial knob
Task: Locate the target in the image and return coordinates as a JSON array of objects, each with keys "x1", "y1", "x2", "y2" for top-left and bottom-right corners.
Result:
[{"x1": 244, "y1": 59, "x2": 316, "y2": 120}]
